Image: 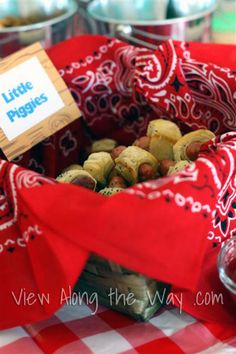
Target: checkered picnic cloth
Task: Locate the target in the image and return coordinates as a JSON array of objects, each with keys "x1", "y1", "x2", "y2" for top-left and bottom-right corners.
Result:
[{"x1": 0, "y1": 304, "x2": 236, "y2": 354}]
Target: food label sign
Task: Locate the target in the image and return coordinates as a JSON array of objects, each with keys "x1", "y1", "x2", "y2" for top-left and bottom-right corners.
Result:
[{"x1": 0, "y1": 43, "x2": 81, "y2": 160}]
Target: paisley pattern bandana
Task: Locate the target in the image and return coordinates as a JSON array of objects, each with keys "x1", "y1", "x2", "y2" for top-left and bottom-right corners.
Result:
[{"x1": 0, "y1": 35, "x2": 236, "y2": 329}]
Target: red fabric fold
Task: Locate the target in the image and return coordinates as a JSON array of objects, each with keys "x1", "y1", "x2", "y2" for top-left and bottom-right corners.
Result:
[
  {"x1": 0, "y1": 132, "x2": 236, "y2": 328},
  {"x1": 134, "y1": 40, "x2": 236, "y2": 134},
  {"x1": 1, "y1": 35, "x2": 236, "y2": 329}
]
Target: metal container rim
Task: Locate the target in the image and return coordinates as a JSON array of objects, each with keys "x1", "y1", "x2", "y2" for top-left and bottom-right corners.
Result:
[
  {"x1": 0, "y1": 0, "x2": 78, "y2": 33},
  {"x1": 88, "y1": 0, "x2": 218, "y2": 26}
]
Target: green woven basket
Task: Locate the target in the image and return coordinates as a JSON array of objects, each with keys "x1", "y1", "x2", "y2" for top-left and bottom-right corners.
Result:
[{"x1": 75, "y1": 254, "x2": 170, "y2": 321}]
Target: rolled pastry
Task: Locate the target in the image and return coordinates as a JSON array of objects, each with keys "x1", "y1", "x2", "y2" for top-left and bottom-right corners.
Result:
[
  {"x1": 56, "y1": 169, "x2": 97, "y2": 191},
  {"x1": 99, "y1": 187, "x2": 124, "y2": 196},
  {"x1": 147, "y1": 119, "x2": 182, "y2": 160},
  {"x1": 167, "y1": 160, "x2": 190, "y2": 175},
  {"x1": 83, "y1": 152, "x2": 114, "y2": 185},
  {"x1": 91, "y1": 138, "x2": 117, "y2": 153},
  {"x1": 173, "y1": 129, "x2": 215, "y2": 162},
  {"x1": 62, "y1": 164, "x2": 83, "y2": 173},
  {"x1": 115, "y1": 146, "x2": 158, "y2": 185}
]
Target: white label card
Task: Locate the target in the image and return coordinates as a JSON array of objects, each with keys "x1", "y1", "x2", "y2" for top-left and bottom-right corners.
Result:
[{"x1": 0, "y1": 56, "x2": 65, "y2": 141}]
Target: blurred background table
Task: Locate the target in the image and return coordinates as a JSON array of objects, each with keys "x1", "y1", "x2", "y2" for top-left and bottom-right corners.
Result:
[{"x1": 212, "y1": 0, "x2": 236, "y2": 44}]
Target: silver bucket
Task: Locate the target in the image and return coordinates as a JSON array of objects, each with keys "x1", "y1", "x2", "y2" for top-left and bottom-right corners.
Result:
[
  {"x1": 87, "y1": 0, "x2": 218, "y2": 48},
  {"x1": 0, "y1": 0, "x2": 78, "y2": 58}
]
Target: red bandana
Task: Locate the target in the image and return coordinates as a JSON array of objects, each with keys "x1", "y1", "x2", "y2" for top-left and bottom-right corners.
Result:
[{"x1": 0, "y1": 35, "x2": 236, "y2": 329}]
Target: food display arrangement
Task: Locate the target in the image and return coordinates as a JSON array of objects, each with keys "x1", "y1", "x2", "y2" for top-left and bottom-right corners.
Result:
[
  {"x1": 56, "y1": 119, "x2": 215, "y2": 194},
  {"x1": 56, "y1": 119, "x2": 215, "y2": 320},
  {"x1": 0, "y1": 31, "x2": 236, "y2": 334}
]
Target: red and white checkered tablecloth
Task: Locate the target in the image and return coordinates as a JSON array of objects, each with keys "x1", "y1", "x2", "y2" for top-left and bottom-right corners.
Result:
[{"x1": 0, "y1": 304, "x2": 236, "y2": 354}]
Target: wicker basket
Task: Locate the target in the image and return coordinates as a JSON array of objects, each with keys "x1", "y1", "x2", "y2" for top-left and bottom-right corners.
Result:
[{"x1": 76, "y1": 254, "x2": 170, "y2": 321}]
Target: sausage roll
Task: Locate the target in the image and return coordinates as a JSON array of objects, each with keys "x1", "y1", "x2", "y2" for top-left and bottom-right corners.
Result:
[
  {"x1": 62, "y1": 164, "x2": 83, "y2": 173},
  {"x1": 173, "y1": 129, "x2": 215, "y2": 162},
  {"x1": 147, "y1": 119, "x2": 182, "y2": 160},
  {"x1": 99, "y1": 187, "x2": 124, "y2": 196},
  {"x1": 83, "y1": 152, "x2": 114, "y2": 185},
  {"x1": 115, "y1": 146, "x2": 158, "y2": 185},
  {"x1": 167, "y1": 160, "x2": 190, "y2": 175},
  {"x1": 91, "y1": 138, "x2": 117, "y2": 153},
  {"x1": 56, "y1": 169, "x2": 97, "y2": 191}
]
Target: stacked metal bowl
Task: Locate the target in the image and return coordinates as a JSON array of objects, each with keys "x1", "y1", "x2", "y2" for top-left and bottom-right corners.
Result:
[
  {"x1": 0, "y1": 0, "x2": 78, "y2": 57},
  {"x1": 81, "y1": 0, "x2": 218, "y2": 48}
]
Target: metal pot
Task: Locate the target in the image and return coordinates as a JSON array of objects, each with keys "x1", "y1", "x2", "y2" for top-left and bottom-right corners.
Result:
[
  {"x1": 87, "y1": 0, "x2": 218, "y2": 48},
  {"x1": 0, "y1": 0, "x2": 78, "y2": 57}
]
